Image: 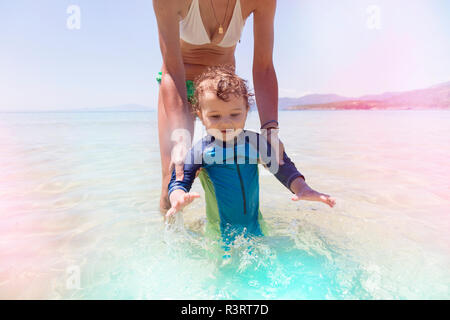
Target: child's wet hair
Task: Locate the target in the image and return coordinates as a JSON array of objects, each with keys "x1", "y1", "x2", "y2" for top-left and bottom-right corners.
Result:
[{"x1": 192, "y1": 65, "x2": 254, "y2": 114}]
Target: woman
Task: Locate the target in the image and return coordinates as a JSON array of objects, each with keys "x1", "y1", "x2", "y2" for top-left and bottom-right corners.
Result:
[{"x1": 153, "y1": 0, "x2": 283, "y2": 212}]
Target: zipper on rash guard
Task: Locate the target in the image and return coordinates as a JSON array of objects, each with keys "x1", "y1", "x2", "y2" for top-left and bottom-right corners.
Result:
[
  {"x1": 233, "y1": 138, "x2": 246, "y2": 215},
  {"x1": 235, "y1": 163, "x2": 247, "y2": 215}
]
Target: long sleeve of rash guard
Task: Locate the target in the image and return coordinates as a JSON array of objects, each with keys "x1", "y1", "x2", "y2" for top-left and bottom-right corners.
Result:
[
  {"x1": 167, "y1": 162, "x2": 201, "y2": 196},
  {"x1": 255, "y1": 131, "x2": 305, "y2": 193},
  {"x1": 167, "y1": 139, "x2": 205, "y2": 197},
  {"x1": 273, "y1": 152, "x2": 305, "y2": 193}
]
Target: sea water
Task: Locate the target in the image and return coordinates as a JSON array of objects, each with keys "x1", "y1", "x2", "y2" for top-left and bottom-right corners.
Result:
[{"x1": 0, "y1": 110, "x2": 448, "y2": 299}]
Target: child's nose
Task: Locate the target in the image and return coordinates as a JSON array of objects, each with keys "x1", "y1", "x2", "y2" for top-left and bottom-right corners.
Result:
[{"x1": 221, "y1": 118, "x2": 233, "y2": 128}]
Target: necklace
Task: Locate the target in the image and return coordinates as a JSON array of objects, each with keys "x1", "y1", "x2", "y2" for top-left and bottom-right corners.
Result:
[{"x1": 210, "y1": 0, "x2": 230, "y2": 34}]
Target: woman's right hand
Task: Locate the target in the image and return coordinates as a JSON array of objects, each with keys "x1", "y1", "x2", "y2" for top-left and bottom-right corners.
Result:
[{"x1": 171, "y1": 130, "x2": 191, "y2": 181}]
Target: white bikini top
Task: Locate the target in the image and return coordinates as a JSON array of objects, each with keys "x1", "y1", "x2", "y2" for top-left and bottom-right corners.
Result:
[{"x1": 180, "y1": 0, "x2": 245, "y2": 48}]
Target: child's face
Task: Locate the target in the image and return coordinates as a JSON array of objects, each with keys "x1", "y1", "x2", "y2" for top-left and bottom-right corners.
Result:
[{"x1": 197, "y1": 89, "x2": 248, "y2": 142}]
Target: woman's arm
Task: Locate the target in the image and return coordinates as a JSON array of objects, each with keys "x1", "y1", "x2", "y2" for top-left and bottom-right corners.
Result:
[
  {"x1": 252, "y1": 0, "x2": 278, "y2": 128},
  {"x1": 153, "y1": 0, "x2": 194, "y2": 183},
  {"x1": 153, "y1": 0, "x2": 189, "y2": 130},
  {"x1": 252, "y1": 0, "x2": 285, "y2": 164}
]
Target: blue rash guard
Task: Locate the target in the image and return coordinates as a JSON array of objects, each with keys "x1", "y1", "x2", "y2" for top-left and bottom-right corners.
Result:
[{"x1": 168, "y1": 130, "x2": 305, "y2": 240}]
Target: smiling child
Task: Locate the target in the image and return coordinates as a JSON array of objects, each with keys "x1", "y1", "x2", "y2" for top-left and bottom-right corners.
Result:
[{"x1": 166, "y1": 65, "x2": 335, "y2": 240}]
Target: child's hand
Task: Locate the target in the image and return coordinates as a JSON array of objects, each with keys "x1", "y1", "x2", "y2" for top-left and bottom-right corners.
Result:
[
  {"x1": 289, "y1": 177, "x2": 335, "y2": 208},
  {"x1": 291, "y1": 188, "x2": 336, "y2": 208},
  {"x1": 166, "y1": 191, "x2": 200, "y2": 218}
]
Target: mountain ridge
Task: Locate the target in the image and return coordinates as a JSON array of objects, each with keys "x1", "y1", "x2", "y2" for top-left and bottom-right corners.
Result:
[
  {"x1": 6, "y1": 80, "x2": 448, "y2": 113},
  {"x1": 281, "y1": 80, "x2": 450, "y2": 110}
]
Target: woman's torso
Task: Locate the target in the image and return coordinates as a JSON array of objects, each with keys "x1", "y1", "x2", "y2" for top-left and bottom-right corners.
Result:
[{"x1": 177, "y1": 0, "x2": 255, "y2": 80}]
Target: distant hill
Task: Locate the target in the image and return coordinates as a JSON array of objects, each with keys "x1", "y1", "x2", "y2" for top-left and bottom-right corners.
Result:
[
  {"x1": 279, "y1": 94, "x2": 352, "y2": 110},
  {"x1": 69, "y1": 103, "x2": 154, "y2": 112},
  {"x1": 28, "y1": 80, "x2": 449, "y2": 113},
  {"x1": 281, "y1": 81, "x2": 450, "y2": 110}
]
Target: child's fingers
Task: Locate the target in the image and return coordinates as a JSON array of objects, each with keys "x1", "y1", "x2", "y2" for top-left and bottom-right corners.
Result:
[
  {"x1": 292, "y1": 192, "x2": 336, "y2": 208},
  {"x1": 166, "y1": 199, "x2": 181, "y2": 218},
  {"x1": 184, "y1": 192, "x2": 199, "y2": 199},
  {"x1": 165, "y1": 207, "x2": 176, "y2": 218},
  {"x1": 189, "y1": 192, "x2": 200, "y2": 199},
  {"x1": 329, "y1": 198, "x2": 336, "y2": 207},
  {"x1": 320, "y1": 195, "x2": 336, "y2": 207},
  {"x1": 183, "y1": 192, "x2": 200, "y2": 203}
]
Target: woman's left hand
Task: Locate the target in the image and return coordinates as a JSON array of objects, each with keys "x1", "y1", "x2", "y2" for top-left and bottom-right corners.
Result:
[{"x1": 262, "y1": 128, "x2": 285, "y2": 166}]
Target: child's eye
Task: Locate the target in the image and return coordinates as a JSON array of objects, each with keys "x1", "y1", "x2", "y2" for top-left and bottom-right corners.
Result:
[
  {"x1": 231, "y1": 114, "x2": 241, "y2": 117},
  {"x1": 210, "y1": 115, "x2": 221, "y2": 119}
]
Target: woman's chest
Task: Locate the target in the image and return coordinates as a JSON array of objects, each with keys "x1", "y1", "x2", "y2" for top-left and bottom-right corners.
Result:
[{"x1": 179, "y1": 0, "x2": 254, "y2": 44}]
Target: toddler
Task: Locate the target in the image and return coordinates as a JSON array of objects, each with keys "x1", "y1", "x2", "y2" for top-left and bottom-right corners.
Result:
[{"x1": 167, "y1": 66, "x2": 335, "y2": 239}]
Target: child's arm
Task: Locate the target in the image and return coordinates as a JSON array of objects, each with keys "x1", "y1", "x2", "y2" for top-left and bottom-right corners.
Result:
[
  {"x1": 166, "y1": 165, "x2": 201, "y2": 217},
  {"x1": 289, "y1": 176, "x2": 335, "y2": 208},
  {"x1": 267, "y1": 150, "x2": 336, "y2": 208},
  {"x1": 166, "y1": 143, "x2": 203, "y2": 218}
]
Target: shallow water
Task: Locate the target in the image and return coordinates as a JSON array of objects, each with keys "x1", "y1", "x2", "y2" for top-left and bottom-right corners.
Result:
[{"x1": 0, "y1": 110, "x2": 449, "y2": 299}]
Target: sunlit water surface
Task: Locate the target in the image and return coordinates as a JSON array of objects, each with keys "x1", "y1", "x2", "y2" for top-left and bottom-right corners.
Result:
[{"x1": 0, "y1": 110, "x2": 448, "y2": 299}]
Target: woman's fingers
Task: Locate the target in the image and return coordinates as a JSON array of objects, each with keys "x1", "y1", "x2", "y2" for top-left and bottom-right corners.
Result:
[
  {"x1": 175, "y1": 163, "x2": 185, "y2": 181},
  {"x1": 171, "y1": 132, "x2": 190, "y2": 181},
  {"x1": 278, "y1": 140, "x2": 285, "y2": 166},
  {"x1": 262, "y1": 130, "x2": 285, "y2": 166}
]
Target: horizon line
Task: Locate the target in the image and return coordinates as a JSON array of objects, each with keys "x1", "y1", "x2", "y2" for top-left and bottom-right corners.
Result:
[{"x1": 1, "y1": 79, "x2": 448, "y2": 113}]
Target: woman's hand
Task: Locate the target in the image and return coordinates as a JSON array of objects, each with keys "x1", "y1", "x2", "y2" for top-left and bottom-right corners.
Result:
[
  {"x1": 261, "y1": 128, "x2": 285, "y2": 166},
  {"x1": 166, "y1": 190, "x2": 200, "y2": 218},
  {"x1": 171, "y1": 131, "x2": 191, "y2": 181},
  {"x1": 289, "y1": 177, "x2": 336, "y2": 208}
]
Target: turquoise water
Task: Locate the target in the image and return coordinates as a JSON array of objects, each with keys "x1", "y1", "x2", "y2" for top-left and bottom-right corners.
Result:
[{"x1": 0, "y1": 110, "x2": 449, "y2": 299}]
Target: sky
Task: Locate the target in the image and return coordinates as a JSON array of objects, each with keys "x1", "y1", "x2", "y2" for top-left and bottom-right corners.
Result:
[{"x1": 0, "y1": 0, "x2": 449, "y2": 111}]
